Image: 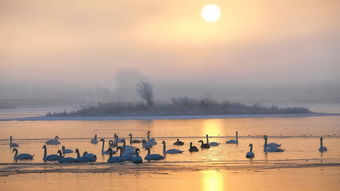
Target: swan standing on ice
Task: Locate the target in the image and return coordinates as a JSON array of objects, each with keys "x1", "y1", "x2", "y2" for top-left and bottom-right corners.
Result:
[
  {"x1": 91, "y1": 134, "x2": 98, "y2": 144},
  {"x1": 107, "y1": 147, "x2": 124, "y2": 163},
  {"x1": 42, "y1": 145, "x2": 60, "y2": 161},
  {"x1": 57, "y1": 150, "x2": 77, "y2": 163},
  {"x1": 45, "y1": 136, "x2": 61, "y2": 145},
  {"x1": 9, "y1": 136, "x2": 19, "y2": 147},
  {"x1": 263, "y1": 135, "x2": 281, "y2": 147},
  {"x1": 144, "y1": 148, "x2": 165, "y2": 161},
  {"x1": 173, "y1": 139, "x2": 184, "y2": 146},
  {"x1": 75, "y1": 148, "x2": 97, "y2": 162},
  {"x1": 147, "y1": 131, "x2": 157, "y2": 145},
  {"x1": 12, "y1": 148, "x2": 34, "y2": 161},
  {"x1": 131, "y1": 148, "x2": 143, "y2": 164},
  {"x1": 62, "y1": 146, "x2": 74, "y2": 154},
  {"x1": 246, "y1": 144, "x2": 255, "y2": 158},
  {"x1": 263, "y1": 136, "x2": 284, "y2": 152},
  {"x1": 319, "y1": 137, "x2": 328, "y2": 152},
  {"x1": 100, "y1": 139, "x2": 116, "y2": 155},
  {"x1": 162, "y1": 141, "x2": 183, "y2": 155},
  {"x1": 226, "y1": 131, "x2": 239, "y2": 144},
  {"x1": 206, "y1": 134, "x2": 220, "y2": 146},
  {"x1": 198, "y1": 140, "x2": 210, "y2": 149},
  {"x1": 129, "y1": 134, "x2": 141, "y2": 144},
  {"x1": 188, "y1": 142, "x2": 199, "y2": 152}
]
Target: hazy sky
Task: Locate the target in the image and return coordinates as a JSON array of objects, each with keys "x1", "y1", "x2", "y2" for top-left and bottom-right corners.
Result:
[{"x1": 1, "y1": 0, "x2": 340, "y2": 103}]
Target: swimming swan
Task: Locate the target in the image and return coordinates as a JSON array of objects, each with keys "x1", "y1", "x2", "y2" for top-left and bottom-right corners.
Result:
[
  {"x1": 62, "y1": 146, "x2": 74, "y2": 154},
  {"x1": 12, "y1": 148, "x2": 34, "y2": 161},
  {"x1": 173, "y1": 139, "x2": 184, "y2": 146},
  {"x1": 162, "y1": 141, "x2": 183, "y2": 155},
  {"x1": 42, "y1": 145, "x2": 60, "y2": 161},
  {"x1": 57, "y1": 150, "x2": 77, "y2": 163},
  {"x1": 188, "y1": 142, "x2": 199, "y2": 152},
  {"x1": 246, "y1": 144, "x2": 255, "y2": 158},
  {"x1": 144, "y1": 148, "x2": 165, "y2": 161},
  {"x1": 100, "y1": 139, "x2": 116, "y2": 155},
  {"x1": 45, "y1": 136, "x2": 61, "y2": 145},
  {"x1": 129, "y1": 134, "x2": 141, "y2": 144},
  {"x1": 206, "y1": 134, "x2": 220, "y2": 146},
  {"x1": 263, "y1": 136, "x2": 284, "y2": 152},
  {"x1": 131, "y1": 148, "x2": 143, "y2": 164},
  {"x1": 147, "y1": 131, "x2": 157, "y2": 145},
  {"x1": 198, "y1": 140, "x2": 210, "y2": 149},
  {"x1": 263, "y1": 135, "x2": 281, "y2": 147},
  {"x1": 91, "y1": 134, "x2": 98, "y2": 144},
  {"x1": 226, "y1": 131, "x2": 239, "y2": 144},
  {"x1": 107, "y1": 147, "x2": 124, "y2": 163},
  {"x1": 75, "y1": 148, "x2": 97, "y2": 162},
  {"x1": 319, "y1": 137, "x2": 328, "y2": 152},
  {"x1": 9, "y1": 136, "x2": 19, "y2": 147},
  {"x1": 142, "y1": 139, "x2": 153, "y2": 149}
]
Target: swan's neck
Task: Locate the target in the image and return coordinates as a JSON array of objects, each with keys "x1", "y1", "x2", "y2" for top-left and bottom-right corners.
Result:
[
  {"x1": 264, "y1": 139, "x2": 267, "y2": 148},
  {"x1": 13, "y1": 150, "x2": 18, "y2": 159},
  {"x1": 109, "y1": 150, "x2": 113, "y2": 159},
  {"x1": 147, "y1": 132, "x2": 150, "y2": 141},
  {"x1": 236, "y1": 132, "x2": 238, "y2": 142},
  {"x1": 147, "y1": 149, "x2": 150, "y2": 156},
  {"x1": 129, "y1": 135, "x2": 132, "y2": 144},
  {"x1": 250, "y1": 145, "x2": 253, "y2": 152},
  {"x1": 101, "y1": 140, "x2": 105, "y2": 152},
  {"x1": 190, "y1": 142, "x2": 192, "y2": 148},
  {"x1": 320, "y1": 139, "x2": 323, "y2": 147},
  {"x1": 206, "y1": 135, "x2": 209, "y2": 144},
  {"x1": 76, "y1": 150, "x2": 80, "y2": 158},
  {"x1": 10, "y1": 137, "x2": 12, "y2": 145},
  {"x1": 163, "y1": 143, "x2": 166, "y2": 156},
  {"x1": 119, "y1": 148, "x2": 123, "y2": 157},
  {"x1": 43, "y1": 147, "x2": 47, "y2": 158}
]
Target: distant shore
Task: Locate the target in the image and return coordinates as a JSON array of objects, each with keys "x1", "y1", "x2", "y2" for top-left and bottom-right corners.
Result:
[{"x1": 1, "y1": 112, "x2": 339, "y2": 121}]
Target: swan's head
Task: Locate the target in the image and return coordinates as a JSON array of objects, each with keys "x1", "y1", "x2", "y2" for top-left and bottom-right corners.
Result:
[
  {"x1": 94, "y1": 134, "x2": 97, "y2": 138},
  {"x1": 320, "y1": 137, "x2": 324, "y2": 141},
  {"x1": 206, "y1": 134, "x2": 209, "y2": 138},
  {"x1": 142, "y1": 139, "x2": 146, "y2": 143},
  {"x1": 42, "y1": 145, "x2": 47, "y2": 149},
  {"x1": 135, "y1": 148, "x2": 140, "y2": 153},
  {"x1": 147, "y1": 131, "x2": 151, "y2": 135},
  {"x1": 236, "y1": 131, "x2": 238, "y2": 135},
  {"x1": 198, "y1": 140, "x2": 203, "y2": 143},
  {"x1": 57, "y1": 150, "x2": 63, "y2": 156},
  {"x1": 109, "y1": 140, "x2": 113, "y2": 144},
  {"x1": 114, "y1": 133, "x2": 118, "y2": 137},
  {"x1": 145, "y1": 147, "x2": 150, "y2": 151},
  {"x1": 62, "y1": 146, "x2": 65, "y2": 150},
  {"x1": 116, "y1": 146, "x2": 122, "y2": 151},
  {"x1": 162, "y1": 141, "x2": 166, "y2": 145},
  {"x1": 249, "y1": 143, "x2": 253, "y2": 147},
  {"x1": 122, "y1": 139, "x2": 126, "y2": 143},
  {"x1": 100, "y1": 138, "x2": 105, "y2": 142},
  {"x1": 55, "y1": 136, "x2": 60, "y2": 140},
  {"x1": 264, "y1": 135, "x2": 268, "y2": 140},
  {"x1": 12, "y1": 148, "x2": 18, "y2": 153},
  {"x1": 75, "y1": 148, "x2": 79, "y2": 153},
  {"x1": 10, "y1": 136, "x2": 13, "y2": 140},
  {"x1": 128, "y1": 133, "x2": 132, "y2": 137},
  {"x1": 83, "y1": 151, "x2": 88, "y2": 156}
]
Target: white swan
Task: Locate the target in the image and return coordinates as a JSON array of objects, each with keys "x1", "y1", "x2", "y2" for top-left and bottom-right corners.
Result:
[
  {"x1": 147, "y1": 131, "x2": 157, "y2": 145},
  {"x1": 57, "y1": 150, "x2": 77, "y2": 163},
  {"x1": 91, "y1": 134, "x2": 98, "y2": 144},
  {"x1": 75, "y1": 148, "x2": 97, "y2": 162},
  {"x1": 263, "y1": 135, "x2": 281, "y2": 147},
  {"x1": 100, "y1": 139, "x2": 116, "y2": 155},
  {"x1": 226, "y1": 131, "x2": 239, "y2": 144},
  {"x1": 12, "y1": 148, "x2": 34, "y2": 161},
  {"x1": 131, "y1": 148, "x2": 143, "y2": 164},
  {"x1": 45, "y1": 136, "x2": 61, "y2": 145},
  {"x1": 246, "y1": 144, "x2": 255, "y2": 158},
  {"x1": 162, "y1": 141, "x2": 183, "y2": 155},
  {"x1": 9, "y1": 136, "x2": 19, "y2": 147},
  {"x1": 206, "y1": 134, "x2": 220, "y2": 146},
  {"x1": 144, "y1": 148, "x2": 165, "y2": 161},
  {"x1": 188, "y1": 142, "x2": 199, "y2": 152},
  {"x1": 129, "y1": 133, "x2": 141, "y2": 144},
  {"x1": 107, "y1": 147, "x2": 124, "y2": 163},
  {"x1": 42, "y1": 145, "x2": 60, "y2": 161},
  {"x1": 319, "y1": 137, "x2": 328, "y2": 152},
  {"x1": 61, "y1": 146, "x2": 74, "y2": 154}
]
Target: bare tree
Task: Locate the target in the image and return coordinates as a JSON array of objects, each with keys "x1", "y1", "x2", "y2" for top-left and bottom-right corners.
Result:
[{"x1": 136, "y1": 81, "x2": 154, "y2": 106}]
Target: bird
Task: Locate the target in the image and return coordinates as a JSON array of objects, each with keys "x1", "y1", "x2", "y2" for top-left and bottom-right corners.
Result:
[
  {"x1": 108, "y1": 140, "x2": 118, "y2": 148},
  {"x1": 75, "y1": 148, "x2": 97, "y2": 162},
  {"x1": 131, "y1": 148, "x2": 143, "y2": 164},
  {"x1": 188, "y1": 142, "x2": 199, "y2": 152},
  {"x1": 264, "y1": 146, "x2": 284, "y2": 152},
  {"x1": 61, "y1": 146, "x2": 73, "y2": 154},
  {"x1": 122, "y1": 139, "x2": 137, "y2": 156},
  {"x1": 9, "y1": 136, "x2": 19, "y2": 147},
  {"x1": 198, "y1": 140, "x2": 210, "y2": 149},
  {"x1": 142, "y1": 139, "x2": 153, "y2": 149},
  {"x1": 246, "y1": 144, "x2": 255, "y2": 158},
  {"x1": 319, "y1": 137, "x2": 328, "y2": 152},
  {"x1": 206, "y1": 134, "x2": 220, "y2": 146},
  {"x1": 144, "y1": 148, "x2": 165, "y2": 161},
  {"x1": 263, "y1": 135, "x2": 281, "y2": 147},
  {"x1": 91, "y1": 134, "x2": 98, "y2": 144},
  {"x1": 226, "y1": 131, "x2": 239, "y2": 144},
  {"x1": 45, "y1": 136, "x2": 61, "y2": 145},
  {"x1": 129, "y1": 133, "x2": 141, "y2": 144},
  {"x1": 12, "y1": 148, "x2": 34, "y2": 161},
  {"x1": 57, "y1": 150, "x2": 77, "y2": 163},
  {"x1": 107, "y1": 147, "x2": 124, "y2": 163},
  {"x1": 113, "y1": 133, "x2": 124, "y2": 143},
  {"x1": 100, "y1": 138, "x2": 116, "y2": 155},
  {"x1": 42, "y1": 145, "x2": 60, "y2": 161},
  {"x1": 82, "y1": 151, "x2": 97, "y2": 159},
  {"x1": 162, "y1": 141, "x2": 183, "y2": 155},
  {"x1": 173, "y1": 139, "x2": 184, "y2": 146},
  {"x1": 147, "y1": 131, "x2": 157, "y2": 145}
]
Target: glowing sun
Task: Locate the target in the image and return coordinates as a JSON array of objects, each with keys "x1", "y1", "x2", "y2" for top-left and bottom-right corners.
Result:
[{"x1": 201, "y1": 4, "x2": 221, "y2": 23}]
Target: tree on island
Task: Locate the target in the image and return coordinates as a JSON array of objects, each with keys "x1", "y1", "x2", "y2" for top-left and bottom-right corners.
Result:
[{"x1": 136, "y1": 81, "x2": 154, "y2": 107}]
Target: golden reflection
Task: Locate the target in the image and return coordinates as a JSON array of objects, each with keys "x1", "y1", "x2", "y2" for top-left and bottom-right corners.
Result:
[
  {"x1": 202, "y1": 170, "x2": 224, "y2": 191},
  {"x1": 202, "y1": 119, "x2": 223, "y2": 136}
]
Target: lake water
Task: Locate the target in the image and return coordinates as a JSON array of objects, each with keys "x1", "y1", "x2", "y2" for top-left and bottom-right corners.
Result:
[{"x1": 0, "y1": 104, "x2": 340, "y2": 190}]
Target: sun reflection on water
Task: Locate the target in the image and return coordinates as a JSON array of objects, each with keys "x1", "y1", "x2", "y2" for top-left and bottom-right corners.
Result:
[
  {"x1": 202, "y1": 170, "x2": 224, "y2": 191},
  {"x1": 202, "y1": 119, "x2": 223, "y2": 136}
]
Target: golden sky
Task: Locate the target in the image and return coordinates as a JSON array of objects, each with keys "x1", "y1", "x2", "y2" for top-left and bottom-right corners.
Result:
[{"x1": 0, "y1": 0, "x2": 340, "y2": 101}]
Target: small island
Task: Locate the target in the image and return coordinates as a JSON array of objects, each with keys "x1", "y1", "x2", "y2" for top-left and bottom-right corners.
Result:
[{"x1": 47, "y1": 82, "x2": 312, "y2": 117}]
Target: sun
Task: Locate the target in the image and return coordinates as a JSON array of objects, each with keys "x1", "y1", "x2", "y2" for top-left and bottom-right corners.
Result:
[{"x1": 201, "y1": 4, "x2": 221, "y2": 23}]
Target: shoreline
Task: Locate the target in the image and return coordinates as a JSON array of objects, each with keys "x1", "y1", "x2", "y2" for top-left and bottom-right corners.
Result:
[{"x1": 1, "y1": 112, "x2": 339, "y2": 121}]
